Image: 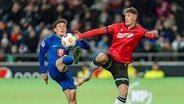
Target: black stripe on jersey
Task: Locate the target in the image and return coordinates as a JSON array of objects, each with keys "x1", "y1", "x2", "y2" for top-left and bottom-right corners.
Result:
[
  {"x1": 143, "y1": 31, "x2": 147, "y2": 38},
  {"x1": 105, "y1": 26, "x2": 109, "y2": 34}
]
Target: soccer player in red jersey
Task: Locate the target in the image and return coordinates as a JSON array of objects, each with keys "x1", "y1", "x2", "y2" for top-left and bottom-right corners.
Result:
[{"x1": 74, "y1": 7, "x2": 158, "y2": 104}]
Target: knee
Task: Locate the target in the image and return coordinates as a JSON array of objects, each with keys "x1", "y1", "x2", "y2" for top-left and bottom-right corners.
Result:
[
  {"x1": 119, "y1": 90, "x2": 128, "y2": 98},
  {"x1": 68, "y1": 91, "x2": 77, "y2": 104},
  {"x1": 96, "y1": 53, "x2": 108, "y2": 64},
  {"x1": 119, "y1": 86, "x2": 128, "y2": 98},
  {"x1": 63, "y1": 56, "x2": 73, "y2": 65}
]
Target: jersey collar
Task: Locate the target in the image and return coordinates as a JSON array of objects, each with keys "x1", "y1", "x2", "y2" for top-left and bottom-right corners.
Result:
[{"x1": 124, "y1": 23, "x2": 137, "y2": 30}]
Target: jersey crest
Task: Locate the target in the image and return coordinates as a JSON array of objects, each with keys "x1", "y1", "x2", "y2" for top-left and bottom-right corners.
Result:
[{"x1": 57, "y1": 48, "x2": 65, "y2": 57}]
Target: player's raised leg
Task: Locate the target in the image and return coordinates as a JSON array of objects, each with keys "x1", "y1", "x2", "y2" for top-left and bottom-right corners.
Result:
[
  {"x1": 114, "y1": 84, "x2": 128, "y2": 104},
  {"x1": 75, "y1": 53, "x2": 108, "y2": 86},
  {"x1": 73, "y1": 46, "x2": 81, "y2": 64},
  {"x1": 56, "y1": 55, "x2": 73, "y2": 72}
]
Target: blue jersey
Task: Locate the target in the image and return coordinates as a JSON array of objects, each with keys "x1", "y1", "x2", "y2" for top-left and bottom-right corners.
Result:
[{"x1": 38, "y1": 34, "x2": 90, "y2": 74}]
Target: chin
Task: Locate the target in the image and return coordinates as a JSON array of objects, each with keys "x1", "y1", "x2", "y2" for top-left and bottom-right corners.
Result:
[{"x1": 125, "y1": 23, "x2": 130, "y2": 26}]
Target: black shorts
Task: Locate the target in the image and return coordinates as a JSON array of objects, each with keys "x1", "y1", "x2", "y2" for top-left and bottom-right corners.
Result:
[{"x1": 102, "y1": 54, "x2": 129, "y2": 87}]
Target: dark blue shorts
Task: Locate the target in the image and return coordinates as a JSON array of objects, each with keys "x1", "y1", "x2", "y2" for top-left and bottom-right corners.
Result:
[{"x1": 48, "y1": 63, "x2": 76, "y2": 91}]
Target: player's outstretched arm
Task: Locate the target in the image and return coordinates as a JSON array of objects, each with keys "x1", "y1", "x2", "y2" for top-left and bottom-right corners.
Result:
[
  {"x1": 75, "y1": 27, "x2": 107, "y2": 40},
  {"x1": 144, "y1": 30, "x2": 158, "y2": 39},
  {"x1": 38, "y1": 40, "x2": 49, "y2": 84}
]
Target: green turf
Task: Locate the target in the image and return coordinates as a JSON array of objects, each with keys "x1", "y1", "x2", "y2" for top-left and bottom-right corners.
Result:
[{"x1": 0, "y1": 78, "x2": 183, "y2": 104}]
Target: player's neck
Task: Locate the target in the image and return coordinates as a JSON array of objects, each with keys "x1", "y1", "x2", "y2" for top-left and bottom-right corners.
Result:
[
  {"x1": 56, "y1": 34, "x2": 63, "y2": 39},
  {"x1": 127, "y1": 24, "x2": 136, "y2": 29}
]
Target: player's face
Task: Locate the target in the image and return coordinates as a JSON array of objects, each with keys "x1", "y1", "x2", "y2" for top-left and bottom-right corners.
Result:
[
  {"x1": 54, "y1": 22, "x2": 67, "y2": 37},
  {"x1": 124, "y1": 13, "x2": 137, "y2": 27}
]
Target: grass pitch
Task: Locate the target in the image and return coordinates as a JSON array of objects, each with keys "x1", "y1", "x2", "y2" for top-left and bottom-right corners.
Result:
[{"x1": 0, "y1": 78, "x2": 183, "y2": 104}]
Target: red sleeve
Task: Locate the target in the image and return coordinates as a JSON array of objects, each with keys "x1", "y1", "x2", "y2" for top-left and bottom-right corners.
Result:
[
  {"x1": 77, "y1": 24, "x2": 119, "y2": 39},
  {"x1": 140, "y1": 27, "x2": 148, "y2": 37},
  {"x1": 144, "y1": 30, "x2": 159, "y2": 39},
  {"x1": 78, "y1": 27, "x2": 107, "y2": 39},
  {"x1": 106, "y1": 24, "x2": 116, "y2": 33}
]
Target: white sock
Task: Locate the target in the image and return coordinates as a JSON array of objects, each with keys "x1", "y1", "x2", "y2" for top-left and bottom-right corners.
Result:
[
  {"x1": 85, "y1": 60, "x2": 100, "y2": 79},
  {"x1": 114, "y1": 96, "x2": 126, "y2": 104}
]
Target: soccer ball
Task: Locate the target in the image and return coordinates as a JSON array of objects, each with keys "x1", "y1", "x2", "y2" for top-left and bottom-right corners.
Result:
[{"x1": 62, "y1": 33, "x2": 76, "y2": 48}]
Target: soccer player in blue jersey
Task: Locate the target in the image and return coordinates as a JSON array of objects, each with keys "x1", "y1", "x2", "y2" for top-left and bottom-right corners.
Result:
[{"x1": 38, "y1": 18, "x2": 90, "y2": 104}]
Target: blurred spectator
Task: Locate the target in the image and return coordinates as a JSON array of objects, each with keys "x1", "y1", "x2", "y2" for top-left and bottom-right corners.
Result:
[
  {"x1": 25, "y1": 25, "x2": 39, "y2": 53},
  {"x1": 1, "y1": 37, "x2": 10, "y2": 53},
  {"x1": 0, "y1": 49, "x2": 5, "y2": 62},
  {"x1": 144, "y1": 61, "x2": 165, "y2": 79},
  {"x1": 97, "y1": 35, "x2": 109, "y2": 53},
  {"x1": 92, "y1": 67, "x2": 112, "y2": 79},
  {"x1": 0, "y1": 0, "x2": 184, "y2": 62},
  {"x1": 6, "y1": 45, "x2": 17, "y2": 63},
  {"x1": 77, "y1": 63, "x2": 89, "y2": 79},
  {"x1": 11, "y1": 25, "x2": 23, "y2": 46},
  {"x1": 89, "y1": 40, "x2": 99, "y2": 60},
  {"x1": 172, "y1": 35, "x2": 184, "y2": 52},
  {"x1": 128, "y1": 64, "x2": 137, "y2": 78},
  {"x1": 158, "y1": 39, "x2": 176, "y2": 61}
]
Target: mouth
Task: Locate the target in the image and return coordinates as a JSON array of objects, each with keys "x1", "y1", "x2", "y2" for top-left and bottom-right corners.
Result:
[
  {"x1": 60, "y1": 31, "x2": 66, "y2": 34},
  {"x1": 60, "y1": 30, "x2": 65, "y2": 33}
]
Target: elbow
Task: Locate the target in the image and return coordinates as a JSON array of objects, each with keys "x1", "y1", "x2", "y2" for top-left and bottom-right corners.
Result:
[{"x1": 85, "y1": 45, "x2": 90, "y2": 50}]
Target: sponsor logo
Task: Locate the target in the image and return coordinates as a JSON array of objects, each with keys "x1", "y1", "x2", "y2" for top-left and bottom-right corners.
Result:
[
  {"x1": 117, "y1": 33, "x2": 133, "y2": 38},
  {"x1": 52, "y1": 45, "x2": 58, "y2": 48},
  {"x1": 14, "y1": 72, "x2": 40, "y2": 78},
  {"x1": 57, "y1": 48, "x2": 65, "y2": 57},
  {"x1": 0, "y1": 67, "x2": 12, "y2": 78},
  {"x1": 127, "y1": 81, "x2": 152, "y2": 104}
]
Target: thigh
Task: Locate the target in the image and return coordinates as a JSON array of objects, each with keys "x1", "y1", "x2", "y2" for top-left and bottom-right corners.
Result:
[
  {"x1": 105, "y1": 58, "x2": 129, "y2": 87},
  {"x1": 56, "y1": 70, "x2": 77, "y2": 91},
  {"x1": 48, "y1": 63, "x2": 66, "y2": 80}
]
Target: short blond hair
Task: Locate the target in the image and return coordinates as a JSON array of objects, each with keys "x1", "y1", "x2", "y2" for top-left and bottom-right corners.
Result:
[{"x1": 123, "y1": 7, "x2": 138, "y2": 16}]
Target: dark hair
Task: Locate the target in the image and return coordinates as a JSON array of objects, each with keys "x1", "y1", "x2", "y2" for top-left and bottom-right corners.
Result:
[
  {"x1": 123, "y1": 7, "x2": 138, "y2": 16},
  {"x1": 52, "y1": 18, "x2": 68, "y2": 28}
]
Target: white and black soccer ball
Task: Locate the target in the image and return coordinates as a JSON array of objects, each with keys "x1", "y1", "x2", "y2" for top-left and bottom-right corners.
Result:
[{"x1": 62, "y1": 33, "x2": 76, "y2": 48}]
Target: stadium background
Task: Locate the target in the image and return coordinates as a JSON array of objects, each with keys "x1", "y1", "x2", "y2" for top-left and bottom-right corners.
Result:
[{"x1": 0, "y1": 0, "x2": 184, "y2": 104}]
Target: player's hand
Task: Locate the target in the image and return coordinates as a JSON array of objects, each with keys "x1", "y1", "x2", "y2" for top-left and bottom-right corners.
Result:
[
  {"x1": 74, "y1": 30, "x2": 81, "y2": 40},
  {"x1": 41, "y1": 73, "x2": 48, "y2": 85},
  {"x1": 150, "y1": 30, "x2": 158, "y2": 38}
]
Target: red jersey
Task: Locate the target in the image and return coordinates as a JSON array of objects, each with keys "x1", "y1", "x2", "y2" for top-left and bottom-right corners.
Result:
[
  {"x1": 107, "y1": 23, "x2": 147, "y2": 64},
  {"x1": 78, "y1": 23, "x2": 148, "y2": 64}
]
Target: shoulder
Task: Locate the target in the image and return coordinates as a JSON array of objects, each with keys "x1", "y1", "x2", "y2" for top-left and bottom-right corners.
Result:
[
  {"x1": 44, "y1": 35, "x2": 56, "y2": 42},
  {"x1": 45, "y1": 34, "x2": 55, "y2": 40},
  {"x1": 135, "y1": 25, "x2": 148, "y2": 31},
  {"x1": 42, "y1": 34, "x2": 56, "y2": 45},
  {"x1": 108, "y1": 23, "x2": 124, "y2": 29}
]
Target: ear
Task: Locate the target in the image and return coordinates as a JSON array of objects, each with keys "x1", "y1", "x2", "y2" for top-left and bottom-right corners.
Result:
[
  {"x1": 134, "y1": 15, "x2": 137, "y2": 21},
  {"x1": 53, "y1": 28, "x2": 57, "y2": 32}
]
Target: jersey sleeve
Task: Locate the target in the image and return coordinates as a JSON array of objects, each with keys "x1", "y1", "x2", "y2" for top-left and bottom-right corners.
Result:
[
  {"x1": 38, "y1": 39, "x2": 49, "y2": 73},
  {"x1": 75, "y1": 40, "x2": 90, "y2": 50},
  {"x1": 106, "y1": 23, "x2": 120, "y2": 34},
  {"x1": 77, "y1": 27, "x2": 107, "y2": 39},
  {"x1": 140, "y1": 27, "x2": 148, "y2": 38}
]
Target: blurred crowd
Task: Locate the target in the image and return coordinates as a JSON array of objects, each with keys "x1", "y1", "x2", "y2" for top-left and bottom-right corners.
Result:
[{"x1": 0, "y1": 0, "x2": 184, "y2": 62}]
